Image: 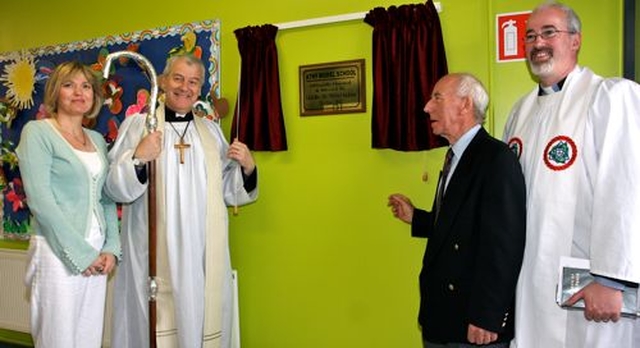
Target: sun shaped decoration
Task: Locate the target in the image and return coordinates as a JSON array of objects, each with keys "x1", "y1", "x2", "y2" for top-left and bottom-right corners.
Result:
[{"x1": 0, "y1": 55, "x2": 37, "y2": 110}]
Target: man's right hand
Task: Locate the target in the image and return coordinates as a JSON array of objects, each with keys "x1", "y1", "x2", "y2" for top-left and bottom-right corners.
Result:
[
  {"x1": 387, "y1": 193, "x2": 414, "y2": 224},
  {"x1": 133, "y1": 130, "x2": 163, "y2": 163}
]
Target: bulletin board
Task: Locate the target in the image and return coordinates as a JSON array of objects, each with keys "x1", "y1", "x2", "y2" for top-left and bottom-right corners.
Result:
[{"x1": 0, "y1": 19, "x2": 221, "y2": 238}]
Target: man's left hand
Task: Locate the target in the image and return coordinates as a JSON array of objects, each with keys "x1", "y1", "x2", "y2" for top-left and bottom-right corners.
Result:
[
  {"x1": 227, "y1": 138, "x2": 255, "y2": 175},
  {"x1": 564, "y1": 281, "x2": 623, "y2": 323},
  {"x1": 467, "y1": 324, "x2": 498, "y2": 345}
]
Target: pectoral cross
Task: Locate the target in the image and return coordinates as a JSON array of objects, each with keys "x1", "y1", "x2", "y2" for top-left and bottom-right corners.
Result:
[
  {"x1": 174, "y1": 138, "x2": 191, "y2": 164},
  {"x1": 169, "y1": 120, "x2": 192, "y2": 164}
]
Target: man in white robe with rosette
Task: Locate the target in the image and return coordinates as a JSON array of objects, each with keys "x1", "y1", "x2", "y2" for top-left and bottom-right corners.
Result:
[
  {"x1": 503, "y1": 3, "x2": 640, "y2": 347},
  {"x1": 105, "y1": 53, "x2": 258, "y2": 348}
]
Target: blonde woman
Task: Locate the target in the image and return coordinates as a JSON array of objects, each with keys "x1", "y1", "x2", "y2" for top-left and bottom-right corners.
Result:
[{"x1": 16, "y1": 61, "x2": 121, "y2": 348}]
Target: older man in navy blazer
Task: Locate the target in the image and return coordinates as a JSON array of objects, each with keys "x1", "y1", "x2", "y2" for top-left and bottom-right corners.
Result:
[{"x1": 388, "y1": 73, "x2": 526, "y2": 347}]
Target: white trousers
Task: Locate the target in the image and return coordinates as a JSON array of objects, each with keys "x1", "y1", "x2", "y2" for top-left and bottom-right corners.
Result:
[{"x1": 26, "y1": 229, "x2": 107, "y2": 348}]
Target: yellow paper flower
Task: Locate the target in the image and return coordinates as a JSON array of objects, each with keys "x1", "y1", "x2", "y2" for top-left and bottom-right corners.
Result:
[{"x1": 0, "y1": 56, "x2": 36, "y2": 110}]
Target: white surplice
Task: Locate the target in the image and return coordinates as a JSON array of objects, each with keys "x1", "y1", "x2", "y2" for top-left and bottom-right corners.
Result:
[
  {"x1": 504, "y1": 66, "x2": 640, "y2": 347},
  {"x1": 105, "y1": 104, "x2": 257, "y2": 348}
]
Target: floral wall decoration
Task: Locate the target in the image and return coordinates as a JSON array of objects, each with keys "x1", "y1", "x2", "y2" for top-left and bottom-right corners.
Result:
[{"x1": 0, "y1": 19, "x2": 221, "y2": 239}]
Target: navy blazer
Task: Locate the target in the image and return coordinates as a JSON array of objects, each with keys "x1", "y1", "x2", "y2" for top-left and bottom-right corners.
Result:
[{"x1": 411, "y1": 127, "x2": 526, "y2": 344}]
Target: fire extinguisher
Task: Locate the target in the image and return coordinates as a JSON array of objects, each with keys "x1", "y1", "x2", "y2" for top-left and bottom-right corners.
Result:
[{"x1": 502, "y1": 20, "x2": 518, "y2": 57}]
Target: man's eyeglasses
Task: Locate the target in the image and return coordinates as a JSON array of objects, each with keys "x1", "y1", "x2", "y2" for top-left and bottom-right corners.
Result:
[{"x1": 524, "y1": 28, "x2": 576, "y2": 44}]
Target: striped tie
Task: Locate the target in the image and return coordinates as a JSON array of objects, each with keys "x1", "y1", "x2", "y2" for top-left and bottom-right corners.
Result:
[{"x1": 435, "y1": 148, "x2": 454, "y2": 219}]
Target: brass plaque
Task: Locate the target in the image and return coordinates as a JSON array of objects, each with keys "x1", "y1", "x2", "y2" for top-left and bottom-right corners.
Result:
[{"x1": 299, "y1": 59, "x2": 366, "y2": 116}]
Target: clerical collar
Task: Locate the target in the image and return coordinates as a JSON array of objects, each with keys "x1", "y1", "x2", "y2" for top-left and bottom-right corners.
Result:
[
  {"x1": 538, "y1": 76, "x2": 567, "y2": 96},
  {"x1": 165, "y1": 106, "x2": 194, "y2": 122}
]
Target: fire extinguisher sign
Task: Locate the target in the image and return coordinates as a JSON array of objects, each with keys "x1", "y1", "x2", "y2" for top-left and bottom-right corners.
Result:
[{"x1": 496, "y1": 11, "x2": 531, "y2": 62}]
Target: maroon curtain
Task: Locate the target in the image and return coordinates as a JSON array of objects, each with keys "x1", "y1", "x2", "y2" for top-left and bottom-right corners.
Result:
[
  {"x1": 365, "y1": 0, "x2": 448, "y2": 151},
  {"x1": 232, "y1": 25, "x2": 287, "y2": 151}
]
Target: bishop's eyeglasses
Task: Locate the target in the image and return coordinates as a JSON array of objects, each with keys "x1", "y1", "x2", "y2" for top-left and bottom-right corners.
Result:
[{"x1": 524, "y1": 28, "x2": 576, "y2": 44}]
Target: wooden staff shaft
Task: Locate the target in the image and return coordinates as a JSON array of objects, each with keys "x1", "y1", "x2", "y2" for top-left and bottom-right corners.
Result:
[{"x1": 148, "y1": 160, "x2": 157, "y2": 348}]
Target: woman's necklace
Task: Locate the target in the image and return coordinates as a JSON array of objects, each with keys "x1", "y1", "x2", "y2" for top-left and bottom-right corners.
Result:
[
  {"x1": 168, "y1": 120, "x2": 191, "y2": 164},
  {"x1": 53, "y1": 118, "x2": 87, "y2": 148}
]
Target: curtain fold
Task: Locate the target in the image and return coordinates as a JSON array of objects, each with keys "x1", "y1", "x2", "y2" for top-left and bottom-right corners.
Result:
[
  {"x1": 232, "y1": 25, "x2": 288, "y2": 151},
  {"x1": 365, "y1": 0, "x2": 448, "y2": 151}
]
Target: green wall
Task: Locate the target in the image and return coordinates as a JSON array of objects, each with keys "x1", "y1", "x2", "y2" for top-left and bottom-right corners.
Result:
[{"x1": 0, "y1": 1, "x2": 623, "y2": 347}]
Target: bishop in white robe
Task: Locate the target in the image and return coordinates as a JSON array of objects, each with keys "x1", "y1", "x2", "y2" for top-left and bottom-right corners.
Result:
[
  {"x1": 107, "y1": 53, "x2": 258, "y2": 348},
  {"x1": 105, "y1": 101, "x2": 257, "y2": 348}
]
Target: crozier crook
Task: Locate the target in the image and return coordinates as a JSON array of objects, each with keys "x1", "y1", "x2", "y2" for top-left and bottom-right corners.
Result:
[
  {"x1": 102, "y1": 51, "x2": 159, "y2": 348},
  {"x1": 102, "y1": 51, "x2": 158, "y2": 132}
]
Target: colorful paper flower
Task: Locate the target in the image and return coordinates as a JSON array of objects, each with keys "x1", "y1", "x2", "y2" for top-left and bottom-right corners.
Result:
[
  {"x1": 1, "y1": 140, "x2": 19, "y2": 171},
  {"x1": 91, "y1": 48, "x2": 114, "y2": 75},
  {"x1": 192, "y1": 100, "x2": 219, "y2": 121},
  {"x1": 103, "y1": 80, "x2": 123, "y2": 114},
  {"x1": 35, "y1": 103, "x2": 50, "y2": 120},
  {"x1": 104, "y1": 117, "x2": 120, "y2": 145},
  {"x1": 34, "y1": 60, "x2": 55, "y2": 87},
  {"x1": 168, "y1": 31, "x2": 202, "y2": 59},
  {"x1": 118, "y1": 43, "x2": 140, "y2": 65},
  {"x1": 0, "y1": 99, "x2": 18, "y2": 127},
  {"x1": 125, "y1": 88, "x2": 149, "y2": 117},
  {"x1": 5, "y1": 178, "x2": 26, "y2": 212}
]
